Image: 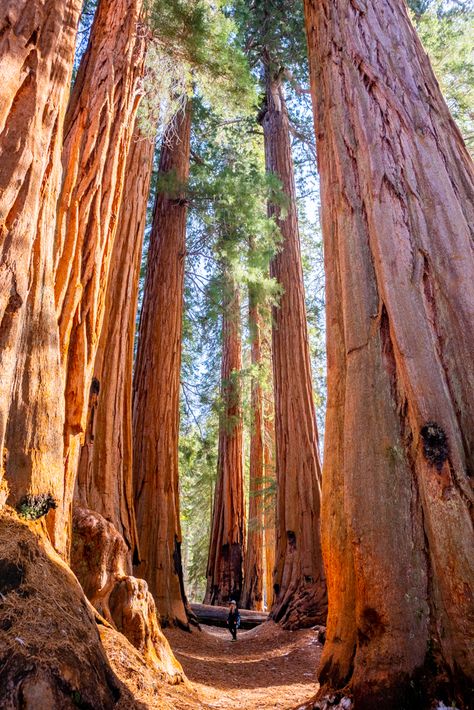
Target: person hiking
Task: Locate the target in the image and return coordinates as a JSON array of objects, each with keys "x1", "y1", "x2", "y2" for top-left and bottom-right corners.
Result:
[{"x1": 227, "y1": 600, "x2": 240, "y2": 641}]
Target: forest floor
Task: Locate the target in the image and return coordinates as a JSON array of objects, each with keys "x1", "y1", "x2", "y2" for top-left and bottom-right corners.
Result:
[{"x1": 162, "y1": 621, "x2": 322, "y2": 709}]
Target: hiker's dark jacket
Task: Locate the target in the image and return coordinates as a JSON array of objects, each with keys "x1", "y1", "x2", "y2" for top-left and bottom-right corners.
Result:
[{"x1": 227, "y1": 609, "x2": 240, "y2": 627}]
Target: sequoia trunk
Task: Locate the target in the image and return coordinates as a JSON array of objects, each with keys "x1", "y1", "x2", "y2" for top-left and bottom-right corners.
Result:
[
  {"x1": 133, "y1": 103, "x2": 193, "y2": 629},
  {"x1": 0, "y1": 0, "x2": 81, "y2": 549},
  {"x1": 205, "y1": 274, "x2": 245, "y2": 606},
  {"x1": 54, "y1": 0, "x2": 145, "y2": 553},
  {"x1": 262, "y1": 71, "x2": 327, "y2": 628},
  {"x1": 304, "y1": 0, "x2": 474, "y2": 706},
  {"x1": 76, "y1": 124, "x2": 154, "y2": 557},
  {"x1": 241, "y1": 289, "x2": 265, "y2": 611},
  {"x1": 263, "y1": 393, "x2": 276, "y2": 610}
]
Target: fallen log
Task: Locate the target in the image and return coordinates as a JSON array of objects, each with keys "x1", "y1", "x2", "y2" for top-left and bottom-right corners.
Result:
[{"x1": 190, "y1": 603, "x2": 268, "y2": 629}]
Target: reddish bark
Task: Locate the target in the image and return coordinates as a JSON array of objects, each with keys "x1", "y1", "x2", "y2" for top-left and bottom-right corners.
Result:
[
  {"x1": 109, "y1": 576, "x2": 184, "y2": 683},
  {"x1": 71, "y1": 507, "x2": 185, "y2": 684},
  {"x1": 133, "y1": 103, "x2": 193, "y2": 628},
  {"x1": 0, "y1": 0, "x2": 80, "y2": 549},
  {"x1": 304, "y1": 0, "x2": 474, "y2": 706},
  {"x1": 54, "y1": 0, "x2": 146, "y2": 553},
  {"x1": 263, "y1": 394, "x2": 276, "y2": 610},
  {"x1": 0, "y1": 510, "x2": 135, "y2": 708},
  {"x1": 262, "y1": 71, "x2": 327, "y2": 628},
  {"x1": 241, "y1": 290, "x2": 265, "y2": 611},
  {"x1": 76, "y1": 125, "x2": 154, "y2": 556},
  {"x1": 71, "y1": 507, "x2": 133, "y2": 621},
  {"x1": 205, "y1": 274, "x2": 245, "y2": 606}
]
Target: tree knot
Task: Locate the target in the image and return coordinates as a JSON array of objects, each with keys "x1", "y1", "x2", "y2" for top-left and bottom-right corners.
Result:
[{"x1": 420, "y1": 422, "x2": 449, "y2": 471}]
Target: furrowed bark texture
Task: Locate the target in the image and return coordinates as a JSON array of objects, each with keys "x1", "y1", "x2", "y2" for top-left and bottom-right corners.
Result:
[
  {"x1": 133, "y1": 104, "x2": 193, "y2": 629},
  {"x1": 76, "y1": 125, "x2": 154, "y2": 557},
  {"x1": 0, "y1": 0, "x2": 80, "y2": 547},
  {"x1": 263, "y1": 393, "x2": 276, "y2": 610},
  {"x1": 241, "y1": 291, "x2": 265, "y2": 611},
  {"x1": 262, "y1": 73, "x2": 327, "y2": 628},
  {"x1": 304, "y1": 0, "x2": 474, "y2": 706},
  {"x1": 205, "y1": 276, "x2": 245, "y2": 606},
  {"x1": 70, "y1": 507, "x2": 185, "y2": 684},
  {"x1": 0, "y1": 511, "x2": 143, "y2": 709},
  {"x1": 54, "y1": 0, "x2": 145, "y2": 553}
]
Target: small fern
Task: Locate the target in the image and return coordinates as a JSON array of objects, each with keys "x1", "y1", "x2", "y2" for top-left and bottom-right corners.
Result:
[{"x1": 17, "y1": 493, "x2": 57, "y2": 521}]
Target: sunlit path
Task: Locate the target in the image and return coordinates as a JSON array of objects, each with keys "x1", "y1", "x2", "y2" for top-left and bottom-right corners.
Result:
[{"x1": 165, "y1": 623, "x2": 322, "y2": 709}]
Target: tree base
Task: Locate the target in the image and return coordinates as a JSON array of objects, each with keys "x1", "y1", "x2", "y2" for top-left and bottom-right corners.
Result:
[
  {"x1": 312, "y1": 657, "x2": 472, "y2": 710},
  {"x1": 71, "y1": 507, "x2": 184, "y2": 683},
  {"x1": 271, "y1": 581, "x2": 327, "y2": 630},
  {"x1": 0, "y1": 510, "x2": 136, "y2": 709}
]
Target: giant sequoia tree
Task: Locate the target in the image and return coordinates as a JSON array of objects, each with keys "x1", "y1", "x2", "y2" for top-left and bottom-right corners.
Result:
[
  {"x1": 205, "y1": 271, "x2": 245, "y2": 605},
  {"x1": 0, "y1": 1, "x2": 181, "y2": 701},
  {"x1": 0, "y1": 0, "x2": 81, "y2": 549},
  {"x1": 76, "y1": 122, "x2": 154, "y2": 558},
  {"x1": 304, "y1": 0, "x2": 474, "y2": 706},
  {"x1": 133, "y1": 103, "x2": 193, "y2": 628},
  {"x1": 241, "y1": 286, "x2": 265, "y2": 611},
  {"x1": 262, "y1": 64, "x2": 327, "y2": 629},
  {"x1": 54, "y1": 0, "x2": 146, "y2": 552},
  {"x1": 233, "y1": 0, "x2": 327, "y2": 627}
]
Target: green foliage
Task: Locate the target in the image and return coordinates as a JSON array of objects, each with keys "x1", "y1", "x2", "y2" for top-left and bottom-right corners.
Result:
[
  {"x1": 232, "y1": 0, "x2": 308, "y2": 80},
  {"x1": 179, "y1": 418, "x2": 218, "y2": 600},
  {"x1": 188, "y1": 102, "x2": 283, "y2": 291},
  {"x1": 177, "y1": 98, "x2": 284, "y2": 595},
  {"x1": 145, "y1": 0, "x2": 256, "y2": 114},
  {"x1": 17, "y1": 493, "x2": 57, "y2": 521},
  {"x1": 137, "y1": 44, "x2": 187, "y2": 139}
]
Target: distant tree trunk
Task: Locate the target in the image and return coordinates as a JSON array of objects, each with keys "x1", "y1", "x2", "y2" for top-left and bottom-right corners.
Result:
[
  {"x1": 54, "y1": 0, "x2": 145, "y2": 554},
  {"x1": 76, "y1": 124, "x2": 154, "y2": 557},
  {"x1": 263, "y1": 392, "x2": 276, "y2": 610},
  {"x1": 304, "y1": 0, "x2": 474, "y2": 706},
  {"x1": 0, "y1": 0, "x2": 81, "y2": 549},
  {"x1": 205, "y1": 273, "x2": 245, "y2": 606},
  {"x1": 241, "y1": 288, "x2": 265, "y2": 611},
  {"x1": 133, "y1": 102, "x2": 193, "y2": 629},
  {"x1": 70, "y1": 121, "x2": 186, "y2": 680},
  {"x1": 262, "y1": 69, "x2": 327, "y2": 628}
]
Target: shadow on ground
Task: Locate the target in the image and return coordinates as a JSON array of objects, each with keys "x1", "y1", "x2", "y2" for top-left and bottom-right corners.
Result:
[{"x1": 165, "y1": 622, "x2": 322, "y2": 709}]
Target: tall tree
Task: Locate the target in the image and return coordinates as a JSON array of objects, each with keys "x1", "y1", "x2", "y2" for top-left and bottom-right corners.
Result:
[
  {"x1": 304, "y1": 0, "x2": 474, "y2": 706},
  {"x1": 0, "y1": 3, "x2": 162, "y2": 701},
  {"x1": 205, "y1": 271, "x2": 245, "y2": 605},
  {"x1": 241, "y1": 286, "x2": 265, "y2": 611},
  {"x1": 263, "y1": 413, "x2": 276, "y2": 610},
  {"x1": 54, "y1": 0, "x2": 146, "y2": 553},
  {"x1": 133, "y1": 102, "x2": 193, "y2": 629},
  {"x1": 76, "y1": 122, "x2": 154, "y2": 557},
  {"x1": 261, "y1": 66, "x2": 327, "y2": 628},
  {"x1": 0, "y1": 0, "x2": 81, "y2": 549},
  {"x1": 263, "y1": 341, "x2": 276, "y2": 610}
]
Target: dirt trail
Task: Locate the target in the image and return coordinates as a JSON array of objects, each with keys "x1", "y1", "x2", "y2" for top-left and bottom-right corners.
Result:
[{"x1": 164, "y1": 621, "x2": 322, "y2": 709}]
